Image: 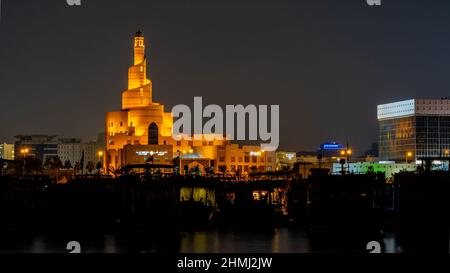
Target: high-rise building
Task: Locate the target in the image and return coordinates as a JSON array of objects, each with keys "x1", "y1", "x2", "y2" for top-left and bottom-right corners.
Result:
[
  {"x1": 0, "y1": 143, "x2": 15, "y2": 160},
  {"x1": 14, "y1": 135, "x2": 58, "y2": 163},
  {"x1": 378, "y1": 99, "x2": 450, "y2": 162},
  {"x1": 105, "y1": 30, "x2": 276, "y2": 174}
]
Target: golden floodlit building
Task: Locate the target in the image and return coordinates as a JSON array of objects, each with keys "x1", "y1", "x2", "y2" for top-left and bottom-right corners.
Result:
[{"x1": 105, "y1": 30, "x2": 276, "y2": 174}]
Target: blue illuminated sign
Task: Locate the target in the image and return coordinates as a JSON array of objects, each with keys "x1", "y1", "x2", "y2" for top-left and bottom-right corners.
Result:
[{"x1": 320, "y1": 143, "x2": 344, "y2": 150}]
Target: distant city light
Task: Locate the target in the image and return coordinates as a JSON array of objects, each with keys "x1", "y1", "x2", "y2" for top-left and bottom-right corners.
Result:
[{"x1": 285, "y1": 153, "x2": 295, "y2": 160}]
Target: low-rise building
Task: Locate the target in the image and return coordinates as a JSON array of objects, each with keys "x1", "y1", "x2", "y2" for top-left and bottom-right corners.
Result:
[
  {"x1": 276, "y1": 151, "x2": 297, "y2": 171},
  {"x1": 58, "y1": 138, "x2": 102, "y2": 173},
  {"x1": 332, "y1": 162, "x2": 417, "y2": 178},
  {"x1": 216, "y1": 144, "x2": 276, "y2": 174},
  {"x1": 14, "y1": 135, "x2": 58, "y2": 163}
]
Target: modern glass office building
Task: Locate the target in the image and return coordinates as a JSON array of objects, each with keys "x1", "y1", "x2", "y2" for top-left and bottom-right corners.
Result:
[{"x1": 378, "y1": 99, "x2": 450, "y2": 162}]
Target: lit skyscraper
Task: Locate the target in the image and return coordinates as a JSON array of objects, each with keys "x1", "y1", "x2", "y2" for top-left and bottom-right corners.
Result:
[{"x1": 378, "y1": 99, "x2": 450, "y2": 162}]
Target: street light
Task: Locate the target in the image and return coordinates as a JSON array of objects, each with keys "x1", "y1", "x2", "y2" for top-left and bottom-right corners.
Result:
[
  {"x1": 406, "y1": 151, "x2": 413, "y2": 163},
  {"x1": 20, "y1": 148, "x2": 29, "y2": 177},
  {"x1": 340, "y1": 149, "x2": 352, "y2": 174},
  {"x1": 21, "y1": 148, "x2": 29, "y2": 156},
  {"x1": 346, "y1": 149, "x2": 352, "y2": 173},
  {"x1": 98, "y1": 151, "x2": 103, "y2": 162}
]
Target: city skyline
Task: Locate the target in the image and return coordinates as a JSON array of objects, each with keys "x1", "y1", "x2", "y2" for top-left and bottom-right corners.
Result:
[
  {"x1": 1, "y1": 0, "x2": 450, "y2": 258},
  {"x1": 2, "y1": 0, "x2": 450, "y2": 154}
]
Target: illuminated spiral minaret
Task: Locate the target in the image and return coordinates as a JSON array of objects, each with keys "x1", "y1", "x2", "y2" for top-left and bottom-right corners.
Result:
[{"x1": 122, "y1": 29, "x2": 153, "y2": 109}]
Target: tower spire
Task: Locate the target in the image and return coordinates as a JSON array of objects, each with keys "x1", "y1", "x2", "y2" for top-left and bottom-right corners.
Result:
[
  {"x1": 136, "y1": 26, "x2": 143, "y2": 38},
  {"x1": 134, "y1": 28, "x2": 145, "y2": 65}
]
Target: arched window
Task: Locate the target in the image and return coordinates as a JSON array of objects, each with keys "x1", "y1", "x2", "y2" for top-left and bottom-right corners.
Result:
[{"x1": 148, "y1": 123, "x2": 159, "y2": 145}]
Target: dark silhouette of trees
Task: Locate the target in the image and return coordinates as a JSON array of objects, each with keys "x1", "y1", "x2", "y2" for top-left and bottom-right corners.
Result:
[
  {"x1": 204, "y1": 166, "x2": 211, "y2": 177},
  {"x1": 108, "y1": 166, "x2": 124, "y2": 176},
  {"x1": 44, "y1": 157, "x2": 52, "y2": 169},
  {"x1": 96, "y1": 161, "x2": 103, "y2": 174},
  {"x1": 52, "y1": 157, "x2": 63, "y2": 170},
  {"x1": 24, "y1": 156, "x2": 43, "y2": 175},
  {"x1": 44, "y1": 156, "x2": 63, "y2": 170},
  {"x1": 64, "y1": 160, "x2": 72, "y2": 170},
  {"x1": 86, "y1": 161, "x2": 95, "y2": 174},
  {"x1": 74, "y1": 162, "x2": 82, "y2": 174}
]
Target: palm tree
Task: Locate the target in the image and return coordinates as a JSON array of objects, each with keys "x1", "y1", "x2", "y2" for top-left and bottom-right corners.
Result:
[
  {"x1": 96, "y1": 161, "x2": 103, "y2": 174},
  {"x1": 86, "y1": 161, "x2": 95, "y2": 174},
  {"x1": 51, "y1": 156, "x2": 63, "y2": 182},
  {"x1": 52, "y1": 156, "x2": 63, "y2": 170},
  {"x1": 108, "y1": 165, "x2": 124, "y2": 177},
  {"x1": 44, "y1": 157, "x2": 53, "y2": 169},
  {"x1": 64, "y1": 160, "x2": 72, "y2": 170},
  {"x1": 74, "y1": 162, "x2": 82, "y2": 174}
]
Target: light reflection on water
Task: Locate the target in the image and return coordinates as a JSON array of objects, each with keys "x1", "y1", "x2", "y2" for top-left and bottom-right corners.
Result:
[
  {"x1": 178, "y1": 228, "x2": 311, "y2": 253},
  {"x1": 0, "y1": 228, "x2": 408, "y2": 253}
]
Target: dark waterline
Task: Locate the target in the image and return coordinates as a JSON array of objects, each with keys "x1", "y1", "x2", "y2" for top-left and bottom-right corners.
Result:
[{"x1": 0, "y1": 227, "x2": 405, "y2": 254}]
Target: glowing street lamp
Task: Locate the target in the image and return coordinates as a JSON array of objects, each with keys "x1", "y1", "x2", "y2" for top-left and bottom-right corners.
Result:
[
  {"x1": 20, "y1": 148, "x2": 29, "y2": 177},
  {"x1": 340, "y1": 148, "x2": 352, "y2": 174},
  {"x1": 21, "y1": 148, "x2": 29, "y2": 157},
  {"x1": 406, "y1": 151, "x2": 413, "y2": 163},
  {"x1": 98, "y1": 151, "x2": 103, "y2": 162}
]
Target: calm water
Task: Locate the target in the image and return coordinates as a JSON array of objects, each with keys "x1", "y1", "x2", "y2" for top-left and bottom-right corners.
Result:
[{"x1": 0, "y1": 228, "x2": 409, "y2": 253}]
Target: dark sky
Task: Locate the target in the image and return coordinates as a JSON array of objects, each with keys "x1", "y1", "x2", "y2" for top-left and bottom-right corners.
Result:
[{"x1": 1, "y1": 0, "x2": 450, "y2": 154}]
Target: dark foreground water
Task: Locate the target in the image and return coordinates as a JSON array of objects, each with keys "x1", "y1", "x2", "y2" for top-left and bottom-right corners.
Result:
[{"x1": 0, "y1": 227, "x2": 413, "y2": 253}]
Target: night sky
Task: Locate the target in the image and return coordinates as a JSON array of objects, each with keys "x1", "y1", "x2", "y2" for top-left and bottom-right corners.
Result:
[{"x1": 1, "y1": 0, "x2": 450, "y2": 154}]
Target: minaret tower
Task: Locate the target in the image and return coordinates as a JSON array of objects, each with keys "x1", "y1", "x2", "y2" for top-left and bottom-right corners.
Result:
[{"x1": 122, "y1": 29, "x2": 153, "y2": 109}]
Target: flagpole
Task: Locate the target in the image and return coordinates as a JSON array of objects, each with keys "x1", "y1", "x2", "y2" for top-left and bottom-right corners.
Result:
[{"x1": 81, "y1": 150, "x2": 85, "y2": 175}]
